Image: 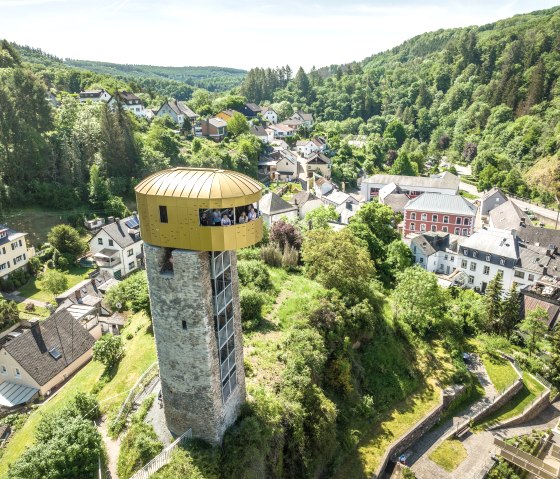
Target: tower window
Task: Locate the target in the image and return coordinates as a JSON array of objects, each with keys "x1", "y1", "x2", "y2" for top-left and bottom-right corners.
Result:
[
  {"x1": 182, "y1": 320, "x2": 187, "y2": 330},
  {"x1": 159, "y1": 205, "x2": 168, "y2": 223}
]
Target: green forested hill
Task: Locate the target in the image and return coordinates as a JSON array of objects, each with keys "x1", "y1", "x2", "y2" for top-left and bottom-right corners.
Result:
[
  {"x1": 64, "y1": 59, "x2": 246, "y2": 92},
  {"x1": 241, "y1": 6, "x2": 560, "y2": 202}
]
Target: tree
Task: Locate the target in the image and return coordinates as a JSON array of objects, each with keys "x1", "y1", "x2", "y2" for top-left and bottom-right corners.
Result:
[
  {"x1": 93, "y1": 334, "x2": 124, "y2": 368},
  {"x1": 47, "y1": 224, "x2": 86, "y2": 261},
  {"x1": 304, "y1": 205, "x2": 339, "y2": 230},
  {"x1": 548, "y1": 326, "x2": 560, "y2": 388},
  {"x1": 104, "y1": 271, "x2": 150, "y2": 315},
  {"x1": 382, "y1": 240, "x2": 413, "y2": 283},
  {"x1": 88, "y1": 164, "x2": 110, "y2": 209},
  {"x1": 485, "y1": 272, "x2": 503, "y2": 334},
  {"x1": 0, "y1": 298, "x2": 19, "y2": 329},
  {"x1": 501, "y1": 285, "x2": 521, "y2": 339},
  {"x1": 393, "y1": 266, "x2": 448, "y2": 337},
  {"x1": 520, "y1": 307, "x2": 547, "y2": 357},
  {"x1": 384, "y1": 120, "x2": 407, "y2": 147},
  {"x1": 302, "y1": 228, "x2": 374, "y2": 301},
  {"x1": 41, "y1": 269, "x2": 68, "y2": 296},
  {"x1": 269, "y1": 220, "x2": 302, "y2": 251},
  {"x1": 8, "y1": 409, "x2": 102, "y2": 479},
  {"x1": 390, "y1": 151, "x2": 417, "y2": 176},
  {"x1": 227, "y1": 112, "x2": 249, "y2": 138}
]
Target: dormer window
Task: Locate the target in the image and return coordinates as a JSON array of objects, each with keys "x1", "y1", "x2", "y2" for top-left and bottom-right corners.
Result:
[
  {"x1": 486, "y1": 254, "x2": 491, "y2": 261},
  {"x1": 463, "y1": 249, "x2": 468, "y2": 255},
  {"x1": 500, "y1": 258, "x2": 505, "y2": 265}
]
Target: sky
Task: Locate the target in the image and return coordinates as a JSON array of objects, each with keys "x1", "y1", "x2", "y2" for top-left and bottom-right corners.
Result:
[{"x1": 0, "y1": 0, "x2": 558, "y2": 71}]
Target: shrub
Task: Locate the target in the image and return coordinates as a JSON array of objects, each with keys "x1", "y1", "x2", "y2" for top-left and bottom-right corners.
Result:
[
  {"x1": 237, "y1": 259, "x2": 272, "y2": 291},
  {"x1": 270, "y1": 220, "x2": 302, "y2": 251},
  {"x1": 105, "y1": 271, "x2": 150, "y2": 316},
  {"x1": 281, "y1": 245, "x2": 299, "y2": 270},
  {"x1": 27, "y1": 257, "x2": 41, "y2": 275},
  {"x1": 47, "y1": 224, "x2": 86, "y2": 262},
  {"x1": 117, "y1": 422, "x2": 163, "y2": 479},
  {"x1": 0, "y1": 298, "x2": 19, "y2": 329},
  {"x1": 240, "y1": 287, "x2": 266, "y2": 327},
  {"x1": 24, "y1": 302, "x2": 35, "y2": 312},
  {"x1": 41, "y1": 269, "x2": 68, "y2": 295},
  {"x1": 70, "y1": 392, "x2": 101, "y2": 420},
  {"x1": 237, "y1": 247, "x2": 261, "y2": 262},
  {"x1": 260, "y1": 244, "x2": 282, "y2": 267},
  {"x1": 93, "y1": 335, "x2": 124, "y2": 369}
]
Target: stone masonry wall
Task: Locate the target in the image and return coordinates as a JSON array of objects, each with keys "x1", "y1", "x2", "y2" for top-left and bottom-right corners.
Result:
[{"x1": 145, "y1": 244, "x2": 245, "y2": 445}]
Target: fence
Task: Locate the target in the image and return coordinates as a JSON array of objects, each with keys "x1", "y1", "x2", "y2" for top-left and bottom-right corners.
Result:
[
  {"x1": 129, "y1": 429, "x2": 192, "y2": 479},
  {"x1": 494, "y1": 437, "x2": 559, "y2": 479},
  {"x1": 111, "y1": 361, "x2": 158, "y2": 433}
]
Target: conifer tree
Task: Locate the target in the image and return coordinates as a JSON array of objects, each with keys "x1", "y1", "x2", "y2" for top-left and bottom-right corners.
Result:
[
  {"x1": 485, "y1": 272, "x2": 503, "y2": 334},
  {"x1": 501, "y1": 284, "x2": 521, "y2": 339}
]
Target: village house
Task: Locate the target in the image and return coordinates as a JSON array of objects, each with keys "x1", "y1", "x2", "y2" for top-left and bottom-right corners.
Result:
[
  {"x1": 452, "y1": 228, "x2": 560, "y2": 293},
  {"x1": 78, "y1": 89, "x2": 112, "y2": 103},
  {"x1": 480, "y1": 187, "x2": 509, "y2": 216},
  {"x1": 200, "y1": 117, "x2": 227, "y2": 141},
  {"x1": 266, "y1": 123, "x2": 295, "y2": 140},
  {"x1": 378, "y1": 183, "x2": 411, "y2": 214},
  {"x1": 0, "y1": 225, "x2": 35, "y2": 281},
  {"x1": 297, "y1": 151, "x2": 332, "y2": 179},
  {"x1": 216, "y1": 109, "x2": 237, "y2": 122},
  {"x1": 296, "y1": 136, "x2": 327, "y2": 158},
  {"x1": 291, "y1": 191, "x2": 323, "y2": 219},
  {"x1": 488, "y1": 200, "x2": 532, "y2": 231},
  {"x1": 258, "y1": 149, "x2": 298, "y2": 181},
  {"x1": 238, "y1": 103, "x2": 261, "y2": 118},
  {"x1": 402, "y1": 193, "x2": 477, "y2": 236},
  {"x1": 406, "y1": 232, "x2": 465, "y2": 276},
  {"x1": 249, "y1": 125, "x2": 269, "y2": 143},
  {"x1": 0, "y1": 311, "x2": 96, "y2": 407},
  {"x1": 360, "y1": 171, "x2": 460, "y2": 201},
  {"x1": 89, "y1": 214, "x2": 143, "y2": 280},
  {"x1": 259, "y1": 192, "x2": 298, "y2": 225},
  {"x1": 108, "y1": 91, "x2": 147, "y2": 117},
  {"x1": 291, "y1": 111, "x2": 314, "y2": 128},
  {"x1": 156, "y1": 100, "x2": 199, "y2": 128},
  {"x1": 280, "y1": 118, "x2": 305, "y2": 130},
  {"x1": 521, "y1": 277, "x2": 560, "y2": 330},
  {"x1": 260, "y1": 106, "x2": 278, "y2": 124}
]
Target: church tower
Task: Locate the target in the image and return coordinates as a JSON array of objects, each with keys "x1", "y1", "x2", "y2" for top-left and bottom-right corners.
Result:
[{"x1": 135, "y1": 168, "x2": 263, "y2": 444}]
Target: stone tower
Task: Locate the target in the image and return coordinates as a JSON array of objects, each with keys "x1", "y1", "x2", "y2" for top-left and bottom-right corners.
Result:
[{"x1": 135, "y1": 168, "x2": 263, "y2": 445}]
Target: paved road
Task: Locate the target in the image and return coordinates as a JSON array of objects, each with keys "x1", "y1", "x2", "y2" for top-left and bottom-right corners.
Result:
[{"x1": 510, "y1": 197, "x2": 560, "y2": 225}]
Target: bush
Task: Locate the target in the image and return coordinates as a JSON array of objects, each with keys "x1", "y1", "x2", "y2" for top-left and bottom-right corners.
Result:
[
  {"x1": 24, "y1": 302, "x2": 35, "y2": 312},
  {"x1": 237, "y1": 259, "x2": 273, "y2": 291},
  {"x1": 237, "y1": 247, "x2": 261, "y2": 262},
  {"x1": 260, "y1": 244, "x2": 282, "y2": 267},
  {"x1": 240, "y1": 288, "x2": 266, "y2": 327},
  {"x1": 93, "y1": 334, "x2": 124, "y2": 369},
  {"x1": 117, "y1": 422, "x2": 163, "y2": 479},
  {"x1": 47, "y1": 225, "x2": 86, "y2": 262},
  {"x1": 41, "y1": 269, "x2": 69, "y2": 295},
  {"x1": 27, "y1": 257, "x2": 41, "y2": 275},
  {"x1": 281, "y1": 245, "x2": 299, "y2": 270},
  {"x1": 105, "y1": 271, "x2": 150, "y2": 315},
  {"x1": 70, "y1": 392, "x2": 101, "y2": 420}
]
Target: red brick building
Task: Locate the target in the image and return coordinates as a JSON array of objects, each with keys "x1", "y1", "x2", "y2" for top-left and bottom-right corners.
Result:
[{"x1": 403, "y1": 193, "x2": 477, "y2": 236}]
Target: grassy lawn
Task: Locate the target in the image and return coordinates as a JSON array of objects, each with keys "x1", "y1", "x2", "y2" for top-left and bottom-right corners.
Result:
[
  {"x1": 459, "y1": 190, "x2": 478, "y2": 200},
  {"x1": 429, "y1": 439, "x2": 467, "y2": 471},
  {"x1": 333, "y1": 381, "x2": 442, "y2": 478},
  {"x1": 476, "y1": 372, "x2": 545, "y2": 429},
  {"x1": 17, "y1": 265, "x2": 93, "y2": 303},
  {"x1": 16, "y1": 302, "x2": 50, "y2": 319},
  {"x1": 0, "y1": 312, "x2": 155, "y2": 478},
  {"x1": 480, "y1": 354, "x2": 518, "y2": 393}
]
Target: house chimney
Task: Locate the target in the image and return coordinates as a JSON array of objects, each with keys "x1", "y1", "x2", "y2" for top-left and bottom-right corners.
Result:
[
  {"x1": 520, "y1": 217, "x2": 526, "y2": 226},
  {"x1": 108, "y1": 216, "x2": 115, "y2": 224},
  {"x1": 341, "y1": 181, "x2": 346, "y2": 192}
]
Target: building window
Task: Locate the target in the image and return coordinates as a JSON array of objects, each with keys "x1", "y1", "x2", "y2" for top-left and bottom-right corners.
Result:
[
  {"x1": 419, "y1": 257, "x2": 424, "y2": 263},
  {"x1": 486, "y1": 254, "x2": 491, "y2": 261},
  {"x1": 462, "y1": 228, "x2": 468, "y2": 236},
  {"x1": 182, "y1": 320, "x2": 187, "y2": 330},
  {"x1": 514, "y1": 270, "x2": 525, "y2": 279},
  {"x1": 500, "y1": 258, "x2": 505, "y2": 265},
  {"x1": 420, "y1": 224, "x2": 426, "y2": 232},
  {"x1": 411, "y1": 212, "x2": 416, "y2": 220},
  {"x1": 444, "y1": 255, "x2": 448, "y2": 260},
  {"x1": 451, "y1": 256, "x2": 454, "y2": 261},
  {"x1": 443, "y1": 216, "x2": 449, "y2": 224},
  {"x1": 128, "y1": 261, "x2": 135, "y2": 270},
  {"x1": 468, "y1": 275, "x2": 474, "y2": 284},
  {"x1": 0, "y1": 365, "x2": 6, "y2": 375},
  {"x1": 470, "y1": 262, "x2": 476, "y2": 271},
  {"x1": 431, "y1": 225, "x2": 437, "y2": 232},
  {"x1": 461, "y1": 259, "x2": 467, "y2": 268},
  {"x1": 483, "y1": 266, "x2": 490, "y2": 275},
  {"x1": 528, "y1": 274, "x2": 535, "y2": 281},
  {"x1": 15, "y1": 368, "x2": 21, "y2": 378},
  {"x1": 159, "y1": 205, "x2": 168, "y2": 223},
  {"x1": 108, "y1": 239, "x2": 114, "y2": 247},
  {"x1": 443, "y1": 226, "x2": 448, "y2": 233},
  {"x1": 98, "y1": 238, "x2": 103, "y2": 245},
  {"x1": 128, "y1": 249, "x2": 134, "y2": 257},
  {"x1": 473, "y1": 251, "x2": 478, "y2": 258},
  {"x1": 456, "y1": 217, "x2": 462, "y2": 224},
  {"x1": 410, "y1": 223, "x2": 415, "y2": 231},
  {"x1": 455, "y1": 227, "x2": 460, "y2": 234},
  {"x1": 432, "y1": 214, "x2": 438, "y2": 222},
  {"x1": 464, "y1": 218, "x2": 470, "y2": 226},
  {"x1": 421, "y1": 213, "x2": 427, "y2": 221}
]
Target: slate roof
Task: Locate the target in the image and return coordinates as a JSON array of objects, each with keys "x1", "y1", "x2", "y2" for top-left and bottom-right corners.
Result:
[
  {"x1": 410, "y1": 232, "x2": 465, "y2": 256},
  {"x1": 382, "y1": 193, "x2": 410, "y2": 213},
  {"x1": 489, "y1": 200, "x2": 532, "y2": 230},
  {"x1": 304, "y1": 152, "x2": 331, "y2": 165},
  {"x1": 96, "y1": 215, "x2": 141, "y2": 249},
  {"x1": 250, "y1": 125, "x2": 267, "y2": 137},
  {"x1": 295, "y1": 111, "x2": 313, "y2": 122},
  {"x1": 517, "y1": 225, "x2": 560, "y2": 249},
  {"x1": 460, "y1": 228, "x2": 518, "y2": 259},
  {"x1": 117, "y1": 91, "x2": 142, "y2": 105},
  {"x1": 245, "y1": 103, "x2": 261, "y2": 113},
  {"x1": 2, "y1": 310, "x2": 96, "y2": 386},
  {"x1": 363, "y1": 173, "x2": 460, "y2": 190},
  {"x1": 163, "y1": 100, "x2": 198, "y2": 119},
  {"x1": 404, "y1": 193, "x2": 477, "y2": 216},
  {"x1": 0, "y1": 225, "x2": 26, "y2": 247},
  {"x1": 292, "y1": 190, "x2": 318, "y2": 206},
  {"x1": 259, "y1": 192, "x2": 298, "y2": 216},
  {"x1": 209, "y1": 117, "x2": 227, "y2": 128},
  {"x1": 481, "y1": 187, "x2": 508, "y2": 203},
  {"x1": 522, "y1": 295, "x2": 560, "y2": 329},
  {"x1": 323, "y1": 190, "x2": 351, "y2": 206}
]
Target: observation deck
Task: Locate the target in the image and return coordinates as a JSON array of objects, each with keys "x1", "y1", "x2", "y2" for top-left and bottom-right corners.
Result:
[{"x1": 135, "y1": 168, "x2": 263, "y2": 251}]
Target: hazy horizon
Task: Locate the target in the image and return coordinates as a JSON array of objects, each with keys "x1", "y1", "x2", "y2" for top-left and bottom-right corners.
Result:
[{"x1": 1, "y1": 0, "x2": 559, "y2": 71}]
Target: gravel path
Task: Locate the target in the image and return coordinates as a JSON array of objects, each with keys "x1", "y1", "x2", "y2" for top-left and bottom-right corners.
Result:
[{"x1": 98, "y1": 418, "x2": 121, "y2": 479}]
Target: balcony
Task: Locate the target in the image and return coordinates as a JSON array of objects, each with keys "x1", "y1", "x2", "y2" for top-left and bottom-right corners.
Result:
[{"x1": 92, "y1": 249, "x2": 121, "y2": 269}]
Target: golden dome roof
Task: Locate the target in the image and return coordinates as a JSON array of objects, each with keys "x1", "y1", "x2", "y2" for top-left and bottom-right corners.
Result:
[{"x1": 135, "y1": 167, "x2": 262, "y2": 200}]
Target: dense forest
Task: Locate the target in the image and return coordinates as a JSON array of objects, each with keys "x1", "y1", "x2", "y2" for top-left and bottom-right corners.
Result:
[{"x1": 241, "y1": 7, "x2": 560, "y2": 203}]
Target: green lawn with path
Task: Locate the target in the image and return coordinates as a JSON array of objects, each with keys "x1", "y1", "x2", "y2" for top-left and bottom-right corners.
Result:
[
  {"x1": 481, "y1": 354, "x2": 518, "y2": 393},
  {"x1": 17, "y1": 265, "x2": 93, "y2": 303},
  {"x1": 0, "y1": 312, "x2": 156, "y2": 478},
  {"x1": 476, "y1": 372, "x2": 545, "y2": 429},
  {"x1": 429, "y1": 439, "x2": 468, "y2": 471}
]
